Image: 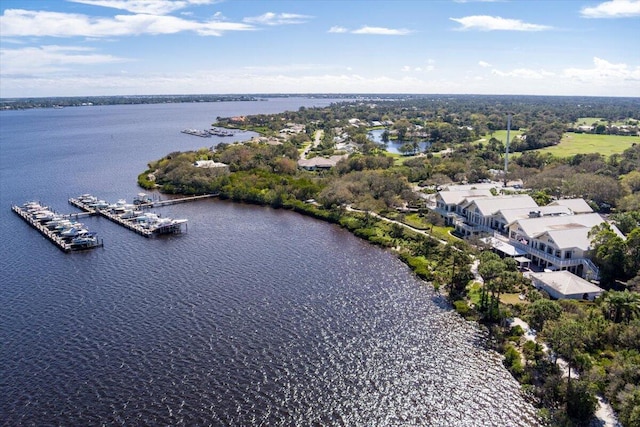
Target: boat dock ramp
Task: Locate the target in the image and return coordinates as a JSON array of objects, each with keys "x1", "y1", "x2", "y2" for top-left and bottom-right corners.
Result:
[{"x1": 13, "y1": 193, "x2": 210, "y2": 253}]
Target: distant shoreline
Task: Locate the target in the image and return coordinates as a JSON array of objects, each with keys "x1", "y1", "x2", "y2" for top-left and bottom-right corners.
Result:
[{"x1": 3, "y1": 93, "x2": 638, "y2": 111}]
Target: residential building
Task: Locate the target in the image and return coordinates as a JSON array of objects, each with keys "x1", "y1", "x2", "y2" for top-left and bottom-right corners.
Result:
[
  {"x1": 530, "y1": 271, "x2": 604, "y2": 300},
  {"x1": 431, "y1": 187, "x2": 624, "y2": 280},
  {"x1": 547, "y1": 198, "x2": 594, "y2": 214}
]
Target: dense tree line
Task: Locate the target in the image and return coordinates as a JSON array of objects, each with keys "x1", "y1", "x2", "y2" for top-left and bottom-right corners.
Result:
[
  {"x1": 0, "y1": 94, "x2": 261, "y2": 110},
  {"x1": 215, "y1": 95, "x2": 639, "y2": 141}
]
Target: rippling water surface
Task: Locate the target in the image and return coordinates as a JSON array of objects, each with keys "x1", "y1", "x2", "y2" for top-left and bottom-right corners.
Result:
[{"x1": 0, "y1": 99, "x2": 540, "y2": 426}]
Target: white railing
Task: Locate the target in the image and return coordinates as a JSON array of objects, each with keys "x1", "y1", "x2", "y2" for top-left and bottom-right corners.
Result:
[
  {"x1": 581, "y1": 258, "x2": 601, "y2": 281},
  {"x1": 507, "y1": 238, "x2": 600, "y2": 279}
]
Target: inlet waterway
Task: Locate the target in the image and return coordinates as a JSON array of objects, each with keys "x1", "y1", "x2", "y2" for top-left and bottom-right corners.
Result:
[{"x1": 0, "y1": 98, "x2": 540, "y2": 426}]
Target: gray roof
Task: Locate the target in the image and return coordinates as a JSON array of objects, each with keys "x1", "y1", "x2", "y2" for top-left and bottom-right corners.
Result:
[
  {"x1": 496, "y1": 205, "x2": 573, "y2": 224},
  {"x1": 467, "y1": 194, "x2": 538, "y2": 216},
  {"x1": 509, "y1": 213, "x2": 605, "y2": 238},
  {"x1": 481, "y1": 237, "x2": 527, "y2": 256},
  {"x1": 537, "y1": 227, "x2": 595, "y2": 251},
  {"x1": 297, "y1": 155, "x2": 347, "y2": 168},
  {"x1": 547, "y1": 199, "x2": 593, "y2": 214},
  {"x1": 440, "y1": 183, "x2": 501, "y2": 191},
  {"x1": 437, "y1": 189, "x2": 493, "y2": 205},
  {"x1": 530, "y1": 271, "x2": 604, "y2": 297}
]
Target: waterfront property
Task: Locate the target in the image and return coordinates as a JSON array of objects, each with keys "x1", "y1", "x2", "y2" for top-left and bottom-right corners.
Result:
[
  {"x1": 432, "y1": 186, "x2": 624, "y2": 281},
  {"x1": 529, "y1": 270, "x2": 605, "y2": 300},
  {"x1": 194, "y1": 160, "x2": 229, "y2": 171}
]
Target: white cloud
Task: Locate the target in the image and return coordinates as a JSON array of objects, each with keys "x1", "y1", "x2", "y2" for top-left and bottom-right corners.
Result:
[
  {"x1": 351, "y1": 26, "x2": 412, "y2": 35},
  {"x1": 328, "y1": 26, "x2": 348, "y2": 33},
  {"x1": 581, "y1": 0, "x2": 640, "y2": 18},
  {"x1": 69, "y1": 0, "x2": 219, "y2": 15},
  {"x1": 491, "y1": 68, "x2": 555, "y2": 79},
  {"x1": 242, "y1": 64, "x2": 341, "y2": 73},
  {"x1": 0, "y1": 71, "x2": 466, "y2": 97},
  {"x1": 563, "y1": 57, "x2": 640, "y2": 82},
  {"x1": 0, "y1": 9, "x2": 254, "y2": 37},
  {"x1": 0, "y1": 45, "x2": 128, "y2": 74},
  {"x1": 401, "y1": 61, "x2": 435, "y2": 72},
  {"x1": 450, "y1": 15, "x2": 551, "y2": 31},
  {"x1": 328, "y1": 25, "x2": 412, "y2": 35},
  {"x1": 2, "y1": 64, "x2": 639, "y2": 97},
  {"x1": 243, "y1": 12, "x2": 312, "y2": 26},
  {"x1": 478, "y1": 60, "x2": 492, "y2": 67}
]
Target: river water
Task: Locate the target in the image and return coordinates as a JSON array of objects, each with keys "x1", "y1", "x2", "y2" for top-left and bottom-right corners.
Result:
[{"x1": 0, "y1": 98, "x2": 540, "y2": 426}]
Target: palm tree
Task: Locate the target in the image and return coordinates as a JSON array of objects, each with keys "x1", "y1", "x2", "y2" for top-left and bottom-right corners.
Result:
[
  {"x1": 601, "y1": 291, "x2": 640, "y2": 323},
  {"x1": 478, "y1": 255, "x2": 503, "y2": 321},
  {"x1": 619, "y1": 291, "x2": 640, "y2": 323}
]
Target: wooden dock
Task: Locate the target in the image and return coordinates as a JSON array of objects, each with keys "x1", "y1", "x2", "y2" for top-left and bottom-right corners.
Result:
[
  {"x1": 13, "y1": 194, "x2": 202, "y2": 253},
  {"x1": 12, "y1": 205, "x2": 103, "y2": 253},
  {"x1": 69, "y1": 197, "x2": 154, "y2": 237},
  {"x1": 99, "y1": 208, "x2": 154, "y2": 237},
  {"x1": 68, "y1": 198, "x2": 98, "y2": 214},
  {"x1": 137, "y1": 193, "x2": 217, "y2": 208},
  {"x1": 68, "y1": 194, "x2": 195, "y2": 238}
]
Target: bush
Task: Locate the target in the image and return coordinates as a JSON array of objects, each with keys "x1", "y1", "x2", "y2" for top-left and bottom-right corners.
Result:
[
  {"x1": 504, "y1": 344, "x2": 525, "y2": 378},
  {"x1": 453, "y1": 300, "x2": 470, "y2": 317},
  {"x1": 509, "y1": 325, "x2": 525, "y2": 338},
  {"x1": 398, "y1": 253, "x2": 432, "y2": 280}
]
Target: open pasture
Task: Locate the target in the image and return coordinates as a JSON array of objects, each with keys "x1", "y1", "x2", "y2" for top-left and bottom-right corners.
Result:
[{"x1": 537, "y1": 132, "x2": 637, "y2": 157}]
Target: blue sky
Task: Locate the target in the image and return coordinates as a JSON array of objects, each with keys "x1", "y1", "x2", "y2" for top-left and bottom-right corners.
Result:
[{"x1": 1, "y1": 0, "x2": 639, "y2": 98}]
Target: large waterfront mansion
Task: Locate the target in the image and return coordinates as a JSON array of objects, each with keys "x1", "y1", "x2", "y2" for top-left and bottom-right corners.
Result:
[{"x1": 431, "y1": 183, "x2": 624, "y2": 283}]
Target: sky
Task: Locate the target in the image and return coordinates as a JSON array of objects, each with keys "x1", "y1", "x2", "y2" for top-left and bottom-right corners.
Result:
[{"x1": 1, "y1": 0, "x2": 639, "y2": 98}]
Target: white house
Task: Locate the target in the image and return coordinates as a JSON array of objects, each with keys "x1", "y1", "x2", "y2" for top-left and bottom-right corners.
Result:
[
  {"x1": 454, "y1": 195, "x2": 538, "y2": 236},
  {"x1": 194, "y1": 160, "x2": 229, "y2": 171},
  {"x1": 530, "y1": 270, "x2": 604, "y2": 300},
  {"x1": 491, "y1": 205, "x2": 573, "y2": 235},
  {"x1": 430, "y1": 183, "x2": 625, "y2": 280},
  {"x1": 433, "y1": 189, "x2": 493, "y2": 226},
  {"x1": 505, "y1": 213, "x2": 621, "y2": 279},
  {"x1": 547, "y1": 198, "x2": 594, "y2": 214}
]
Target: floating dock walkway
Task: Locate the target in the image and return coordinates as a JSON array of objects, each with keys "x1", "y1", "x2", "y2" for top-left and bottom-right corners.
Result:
[
  {"x1": 69, "y1": 197, "x2": 153, "y2": 237},
  {"x1": 68, "y1": 194, "x2": 196, "y2": 238},
  {"x1": 12, "y1": 204, "x2": 103, "y2": 253},
  {"x1": 135, "y1": 193, "x2": 217, "y2": 208},
  {"x1": 13, "y1": 193, "x2": 208, "y2": 253}
]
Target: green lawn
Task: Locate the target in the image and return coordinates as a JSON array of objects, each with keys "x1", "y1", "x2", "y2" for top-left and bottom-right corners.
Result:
[
  {"x1": 573, "y1": 117, "x2": 637, "y2": 127},
  {"x1": 482, "y1": 130, "x2": 524, "y2": 143},
  {"x1": 536, "y1": 132, "x2": 638, "y2": 158},
  {"x1": 500, "y1": 293, "x2": 529, "y2": 306},
  {"x1": 574, "y1": 117, "x2": 607, "y2": 127}
]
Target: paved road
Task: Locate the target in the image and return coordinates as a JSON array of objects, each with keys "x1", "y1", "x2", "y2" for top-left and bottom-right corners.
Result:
[
  {"x1": 300, "y1": 129, "x2": 323, "y2": 160},
  {"x1": 345, "y1": 205, "x2": 449, "y2": 246}
]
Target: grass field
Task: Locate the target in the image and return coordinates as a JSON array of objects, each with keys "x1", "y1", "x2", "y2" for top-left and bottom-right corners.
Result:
[
  {"x1": 500, "y1": 293, "x2": 529, "y2": 306},
  {"x1": 481, "y1": 129, "x2": 524, "y2": 143},
  {"x1": 574, "y1": 117, "x2": 607, "y2": 126},
  {"x1": 536, "y1": 132, "x2": 638, "y2": 158},
  {"x1": 574, "y1": 117, "x2": 637, "y2": 127}
]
